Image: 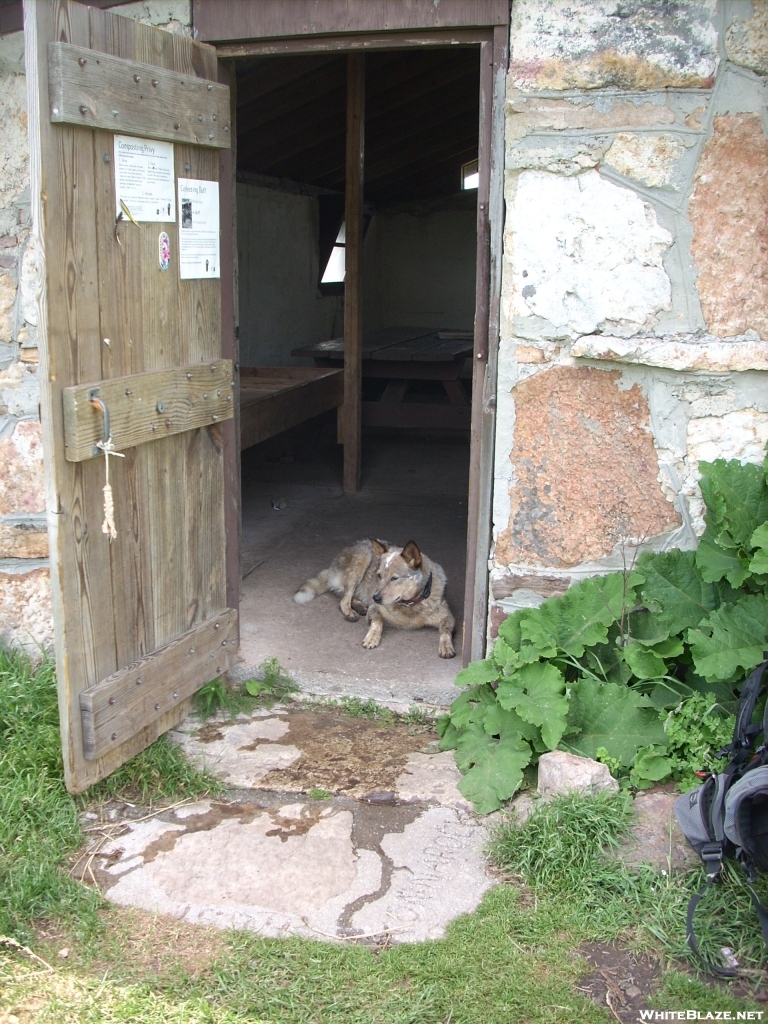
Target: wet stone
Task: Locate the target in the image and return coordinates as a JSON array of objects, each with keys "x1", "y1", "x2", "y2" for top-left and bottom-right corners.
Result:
[{"x1": 83, "y1": 704, "x2": 493, "y2": 943}]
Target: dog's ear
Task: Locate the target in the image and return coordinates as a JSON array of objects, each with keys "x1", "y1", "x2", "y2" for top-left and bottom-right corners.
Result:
[
  {"x1": 401, "y1": 541, "x2": 422, "y2": 569},
  {"x1": 369, "y1": 538, "x2": 388, "y2": 557}
]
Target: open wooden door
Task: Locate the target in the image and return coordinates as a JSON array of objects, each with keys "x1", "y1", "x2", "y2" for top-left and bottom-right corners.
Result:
[{"x1": 25, "y1": 0, "x2": 237, "y2": 793}]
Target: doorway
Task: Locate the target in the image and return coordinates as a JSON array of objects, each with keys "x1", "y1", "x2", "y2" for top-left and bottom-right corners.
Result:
[{"x1": 232, "y1": 50, "x2": 480, "y2": 703}]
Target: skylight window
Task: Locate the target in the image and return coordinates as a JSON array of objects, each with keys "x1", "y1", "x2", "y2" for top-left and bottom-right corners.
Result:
[
  {"x1": 320, "y1": 222, "x2": 346, "y2": 283},
  {"x1": 461, "y1": 158, "x2": 479, "y2": 191}
]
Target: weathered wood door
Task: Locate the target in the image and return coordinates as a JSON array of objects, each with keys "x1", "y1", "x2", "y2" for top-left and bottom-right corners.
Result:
[{"x1": 25, "y1": 0, "x2": 237, "y2": 793}]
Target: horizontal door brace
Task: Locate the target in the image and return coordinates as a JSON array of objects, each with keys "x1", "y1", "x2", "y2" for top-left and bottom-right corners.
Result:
[{"x1": 63, "y1": 360, "x2": 234, "y2": 461}]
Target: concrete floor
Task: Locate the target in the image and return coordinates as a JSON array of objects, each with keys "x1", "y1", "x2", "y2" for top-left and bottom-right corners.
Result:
[
  {"x1": 235, "y1": 420, "x2": 470, "y2": 706},
  {"x1": 81, "y1": 703, "x2": 494, "y2": 943}
]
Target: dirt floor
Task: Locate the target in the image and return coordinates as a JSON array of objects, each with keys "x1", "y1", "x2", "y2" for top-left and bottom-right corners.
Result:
[{"x1": 235, "y1": 420, "x2": 470, "y2": 706}]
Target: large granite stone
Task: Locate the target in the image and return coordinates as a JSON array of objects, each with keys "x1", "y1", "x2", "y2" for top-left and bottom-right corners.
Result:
[
  {"x1": 509, "y1": 0, "x2": 718, "y2": 92},
  {"x1": 689, "y1": 114, "x2": 768, "y2": 339},
  {"x1": 494, "y1": 366, "x2": 681, "y2": 568}
]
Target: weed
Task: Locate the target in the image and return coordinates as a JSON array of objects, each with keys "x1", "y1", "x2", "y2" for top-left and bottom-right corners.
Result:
[
  {"x1": 339, "y1": 696, "x2": 395, "y2": 722},
  {"x1": 245, "y1": 657, "x2": 299, "y2": 706},
  {"x1": 306, "y1": 788, "x2": 332, "y2": 800},
  {"x1": 194, "y1": 677, "x2": 235, "y2": 718}
]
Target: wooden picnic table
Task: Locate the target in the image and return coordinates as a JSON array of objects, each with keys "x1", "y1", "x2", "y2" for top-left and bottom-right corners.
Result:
[{"x1": 291, "y1": 326, "x2": 473, "y2": 429}]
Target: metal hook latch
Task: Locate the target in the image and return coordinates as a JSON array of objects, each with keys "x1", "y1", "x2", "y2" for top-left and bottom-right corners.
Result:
[{"x1": 88, "y1": 387, "x2": 111, "y2": 456}]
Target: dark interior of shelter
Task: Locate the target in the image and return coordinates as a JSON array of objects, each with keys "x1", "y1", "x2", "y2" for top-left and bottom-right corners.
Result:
[{"x1": 234, "y1": 49, "x2": 480, "y2": 699}]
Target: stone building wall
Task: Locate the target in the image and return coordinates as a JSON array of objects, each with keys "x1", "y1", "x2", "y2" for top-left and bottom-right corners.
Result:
[
  {"x1": 490, "y1": 0, "x2": 768, "y2": 635},
  {"x1": 0, "y1": 2, "x2": 191, "y2": 652}
]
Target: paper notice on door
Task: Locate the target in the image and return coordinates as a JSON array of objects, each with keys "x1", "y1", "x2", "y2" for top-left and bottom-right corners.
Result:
[
  {"x1": 178, "y1": 179, "x2": 220, "y2": 280},
  {"x1": 113, "y1": 136, "x2": 175, "y2": 222}
]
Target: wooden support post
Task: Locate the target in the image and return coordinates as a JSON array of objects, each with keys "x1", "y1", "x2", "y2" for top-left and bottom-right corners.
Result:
[{"x1": 343, "y1": 53, "x2": 364, "y2": 493}]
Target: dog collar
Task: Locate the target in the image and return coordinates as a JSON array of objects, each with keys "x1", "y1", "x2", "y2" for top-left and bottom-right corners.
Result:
[{"x1": 399, "y1": 572, "x2": 433, "y2": 606}]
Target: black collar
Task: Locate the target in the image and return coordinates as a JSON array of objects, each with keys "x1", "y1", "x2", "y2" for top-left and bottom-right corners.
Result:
[{"x1": 399, "y1": 572, "x2": 432, "y2": 606}]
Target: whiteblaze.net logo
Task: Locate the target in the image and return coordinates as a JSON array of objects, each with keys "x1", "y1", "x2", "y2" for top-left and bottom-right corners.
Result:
[{"x1": 638, "y1": 1013, "x2": 763, "y2": 1021}]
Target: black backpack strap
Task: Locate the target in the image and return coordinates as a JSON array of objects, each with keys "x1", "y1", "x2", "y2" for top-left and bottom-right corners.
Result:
[
  {"x1": 726, "y1": 659, "x2": 768, "y2": 762},
  {"x1": 685, "y1": 844, "x2": 738, "y2": 978}
]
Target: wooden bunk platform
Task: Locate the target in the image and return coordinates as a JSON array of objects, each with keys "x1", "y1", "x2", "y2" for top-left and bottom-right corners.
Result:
[{"x1": 240, "y1": 366, "x2": 344, "y2": 450}]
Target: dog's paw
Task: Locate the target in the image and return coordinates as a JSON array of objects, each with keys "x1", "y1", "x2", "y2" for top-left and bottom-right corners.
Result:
[
  {"x1": 351, "y1": 599, "x2": 368, "y2": 616},
  {"x1": 342, "y1": 610, "x2": 359, "y2": 622},
  {"x1": 362, "y1": 632, "x2": 381, "y2": 649},
  {"x1": 439, "y1": 640, "x2": 456, "y2": 659}
]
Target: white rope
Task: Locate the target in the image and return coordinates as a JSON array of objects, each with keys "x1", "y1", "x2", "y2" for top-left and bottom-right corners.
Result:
[{"x1": 95, "y1": 436, "x2": 124, "y2": 541}]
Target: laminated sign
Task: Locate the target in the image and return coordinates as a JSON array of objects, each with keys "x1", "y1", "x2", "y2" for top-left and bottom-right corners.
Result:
[
  {"x1": 178, "y1": 178, "x2": 220, "y2": 280},
  {"x1": 113, "y1": 136, "x2": 175, "y2": 222}
]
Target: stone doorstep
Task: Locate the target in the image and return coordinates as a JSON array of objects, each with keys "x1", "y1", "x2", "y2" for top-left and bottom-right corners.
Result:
[
  {"x1": 75, "y1": 703, "x2": 493, "y2": 944},
  {"x1": 80, "y1": 707, "x2": 698, "y2": 947}
]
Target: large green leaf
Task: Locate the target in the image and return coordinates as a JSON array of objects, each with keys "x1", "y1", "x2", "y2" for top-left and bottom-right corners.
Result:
[
  {"x1": 482, "y1": 703, "x2": 540, "y2": 744},
  {"x1": 696, "y1": 532, "x2": 751, "y2": 587},
  {"x1": 699, "y1": 459, "x2": 768, "y2": 552},
  {"x1": 564, "y1": 677, "x2": 667, "y2": 766},
  {"x1": 454, "y1": 720, "x2": 495, "y2": 772},
  {"x1": 457, "y1": 735, "x2": 532, "y2": 813},
  {"x1": 518, "y1": 573, "x2": 627, "y2": 658},
  {"x1": 621, "y1": 642, "x2": 667, "y2": 681},
  {"x1": 497, "y1": 662, "x2": 568, "y2": 750},
  {"x1": 687, "y1": 593, "x2": 768, "y2": 682},
  {"x1": 749, "y1": 523, "x2": 768, "y2": 575},
  {"x1": 448, "y1": 684, "x2": 497, "y2": 729},
  {"x1": 624, "y1": 609, "x2": 669, "y2": 647},
  {"x1": 636, "y1": 549, "x2": 725, "y2": 636},
  {"x1": 454, "y1": 659, "x2": 499, "y2": 688}
]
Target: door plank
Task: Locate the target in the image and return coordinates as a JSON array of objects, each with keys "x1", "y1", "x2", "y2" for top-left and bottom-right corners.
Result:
[
  {"x1": 27, "y1": 0, "x2": 234, "y2": 793},
  {"x1": 63, "y1": 361, "x2": 234, "y2": 460},
  {"x1": 49, "y1": 42, "x2": 231, "y2": 148},
  {"x1": 342, "y1": 54, "x2": 364, "y2": 494},
  {"x1": 89, "y1": 4, "x2": 155, "y2": 681},
  {"x1": 80, "y1": 607, "x2": 237, "y2": 760}
]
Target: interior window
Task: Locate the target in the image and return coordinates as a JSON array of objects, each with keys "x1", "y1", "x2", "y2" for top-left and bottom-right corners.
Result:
[
  {"x1": 461, "y1": 158, "x2": 479, "y2": 191},
  {"x1": 320, "y1": 222, "x2": 346, "y2": 283}
]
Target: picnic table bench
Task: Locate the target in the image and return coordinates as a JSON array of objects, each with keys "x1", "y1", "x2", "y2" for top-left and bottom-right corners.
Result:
[{"x1": 292, "y1": 326, "x2": 473, "y2": 430}]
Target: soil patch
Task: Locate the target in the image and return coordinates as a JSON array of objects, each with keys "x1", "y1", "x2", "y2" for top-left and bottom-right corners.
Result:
[
  {"x1": 259, "y1": 706, "x2": 435, "y2": 798},
  {"x1": 577, "y1": 941, "x2": 661, "y2": 1021},
  {"x1": 34, "y1": 905, "x2": 227, "y2": 982}
]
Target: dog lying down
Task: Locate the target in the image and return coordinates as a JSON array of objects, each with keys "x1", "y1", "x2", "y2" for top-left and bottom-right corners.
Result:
[{"x1": 294, "y1": 538, "x2": 456, "y2": 659}]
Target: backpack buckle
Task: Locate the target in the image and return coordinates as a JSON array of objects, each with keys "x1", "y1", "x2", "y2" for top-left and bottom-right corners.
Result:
[{"x1": 700, "y1": 842, "x2": 724, "y2": 878}]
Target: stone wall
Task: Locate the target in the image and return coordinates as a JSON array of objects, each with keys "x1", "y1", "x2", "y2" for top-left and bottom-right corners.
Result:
[
  {"x1": 0, "y1": 2, "x2": 191, "y2": 652},
  {"x1": 491, "y1": 0, "x2": 768, "y2": 634}
]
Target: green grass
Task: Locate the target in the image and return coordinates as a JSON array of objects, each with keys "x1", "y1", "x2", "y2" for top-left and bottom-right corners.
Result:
[
  {"x1": 490, "y1": 790, "x2": 768, "y2": 976},
  {"x1": 0, "y1": 646, "x2": 222, "y2": 941},
  {"x1": 0, "y1": 646, "x2": 102, "y2": 941},
  {"x1": 1, "y1": 644, "x2": 765, "y2": 1021}
]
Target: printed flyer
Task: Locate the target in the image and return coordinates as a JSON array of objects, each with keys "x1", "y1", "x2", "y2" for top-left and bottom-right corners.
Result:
[
  {"x1": 178, "y1": 178, "x2": 220, "y2": 280},
  {"x1": 113, "y1": 136, "x2": 175, "y2": 222}
]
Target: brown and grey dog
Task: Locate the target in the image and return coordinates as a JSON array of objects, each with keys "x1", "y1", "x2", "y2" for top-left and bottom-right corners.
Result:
[{"x1": 294, "y1": 538, "x2": 455, "y2": 658}]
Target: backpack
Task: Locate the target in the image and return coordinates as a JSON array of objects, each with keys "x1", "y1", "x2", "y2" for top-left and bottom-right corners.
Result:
[{"x1": 674, "y1": 658, "x2": 768, "y2": 977}]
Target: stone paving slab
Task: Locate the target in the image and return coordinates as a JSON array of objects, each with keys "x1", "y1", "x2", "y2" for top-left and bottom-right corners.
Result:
[{"x1": 85, "y1": 704, "x2": 494, "y2": 943}]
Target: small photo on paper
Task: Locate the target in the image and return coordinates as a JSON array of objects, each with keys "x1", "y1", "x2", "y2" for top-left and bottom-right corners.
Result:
[{"x1": 181, "y1": 199, "x2": 193, "y2": 229}]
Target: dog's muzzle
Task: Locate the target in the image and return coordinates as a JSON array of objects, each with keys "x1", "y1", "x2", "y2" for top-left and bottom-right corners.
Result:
[{"x1": 373, "y1": 592, "x2": 382, "y2": 604}]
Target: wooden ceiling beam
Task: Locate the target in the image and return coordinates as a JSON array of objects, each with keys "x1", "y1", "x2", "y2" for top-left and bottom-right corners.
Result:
[
  {"x1": 365, "y1": 51, "x2": 476, "y2": 117},
  {"x1": 237, "y1": 59, "x2": 346, "y2": 128},
  {"x1": 236, "y1": 53, "x2": 339, "y2": 108},
  {"x1": 237, "y1": 86, "x2": 346, "y2": 162},
  {"x1": 361, "y1": 134, "x2": 478, "y2": 190},
  {"x1": 370, "y1": 146, "x2": 479, "y2": 202},
  {"x1": 314, "y1": 114, "x2": 477, "y2": 190}
]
